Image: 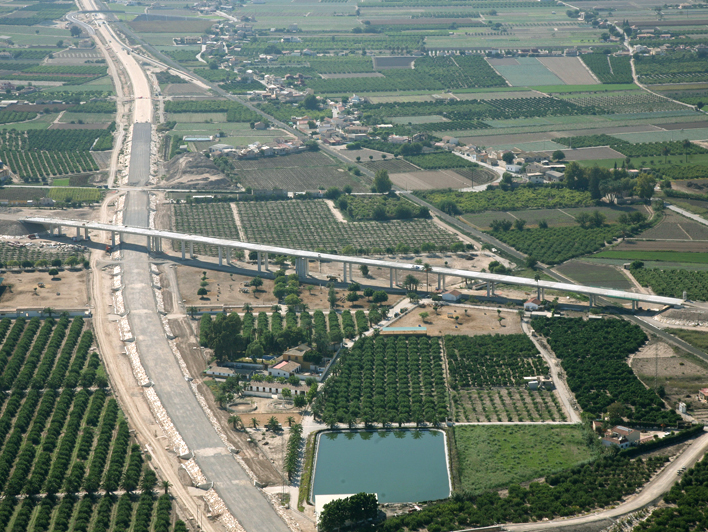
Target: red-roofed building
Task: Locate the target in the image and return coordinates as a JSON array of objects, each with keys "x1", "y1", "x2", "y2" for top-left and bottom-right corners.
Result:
[
  {"x1": 268, "y1": 360, "x2": 301, "y2": 378},
  {"x1": 699, "y1": 388, "x2": 708, "y2": 402},
  {"x1": 524, "y1": 298, "x2": 543, "y2": 311}
]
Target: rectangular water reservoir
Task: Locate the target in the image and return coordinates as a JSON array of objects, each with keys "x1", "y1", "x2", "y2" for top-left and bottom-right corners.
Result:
[{"x1": 312, "y1": 429, "x2": 451, "y2": 504}]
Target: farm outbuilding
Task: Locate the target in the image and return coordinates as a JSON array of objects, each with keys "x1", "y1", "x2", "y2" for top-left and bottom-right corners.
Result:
[
  {"x1": 441, "y1": 290, "x2": 463, "y2": 302},
  {"x1": 268, "y1": 360, "x2": 301, "y2": 378},
  {"x1": 524, "y1": 298, "x2": 543, "y2": 311}
]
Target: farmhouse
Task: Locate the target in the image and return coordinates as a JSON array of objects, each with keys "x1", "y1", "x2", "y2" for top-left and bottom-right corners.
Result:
[
  {"x1": 602, "y1": 426, "x2": 640, "y2": 449},
  {"x1": 441, "y1": 290, "x2": 463, "y2": 302},
  {"x1": 244, "y1": 382, "x2": 306, "y2": 398},
  {"x1": 699, "y1": 388, "x2": 708, "y2": 402},
  {"x1": 281, "y1": 343, "x2": 315, "y2": 369},
  {"x1": 204, "y1": 364, "x2": 255, "y2": 379},
  {"x1": 524, "y1": 298, "x2": 543, "y2": 311},
  {"x1": 268, "y1": 360, "x2": 301, "y2": 378}
]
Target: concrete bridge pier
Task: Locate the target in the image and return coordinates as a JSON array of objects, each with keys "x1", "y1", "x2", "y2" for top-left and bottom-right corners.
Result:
[
  {"x1": 437, "y1": 274, "x2": 441, "y2": 290},
  {"x1": 189, "y1": 242, "x2": 194, "y2": 259},
  {"x1": 111, "y1": 231, "x2": 116, "y2": 247},
  {"x1": 83, "y1": 227, "x2": 89, "y2": 239},
  {"x1": 218, "y1": 246, "x2": 223, "y2": 267},
  {"x1": 257, "y1": 252, "x2": 262, "y2": 272},
  {"x1": 349, "y1": 263, "x2": 353, "y2": 281},
  {"x1": 76, "y1": 227, "x2": 81, "y2": 238},
  {"x1": 181, "y1": 241, "x2": 185, "y2": 260},
  {"x1": 589, "y1": 295, "x2": 594, "y2": 308},
  {"x1": 264, "y1": 253, "x2": 268, "y2": 270},
  {"x1": 343, "y1": 262, "x2": 347, "y2": 283},
  {"x1": 390, "y1": 268, "x2": 394, "y2": 289}
]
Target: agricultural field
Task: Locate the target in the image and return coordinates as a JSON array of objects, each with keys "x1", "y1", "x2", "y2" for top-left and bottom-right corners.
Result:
[
  {"x1": 630, "y1": 267, "x2": 708, "y2": 301},
  {"x1": 635, "y1": 50, "x2": 708, "y2": 85},
  {"x1": 0, "y1": 242, "x2": 83, "y2": 266},
  {"x1": 314, "y1": 335, "x2": 449, "y2": 426},
  {"x1": 490, "y1": 57, "x2": 565, "y2": 87},
  {"x1": 561, "y1": 92, "x2": 687, "y2": 114},
  {"x1": 536, "y1": 57, "x2": 598, "y2": 85},
  {"x1": 595, "y1": 250, "x2": 708, "y2": 264},
  {"x1": 579, "y1": 54, "x2": 633, "y2": 84},
  {"x1": 490, "y1": 225, "x2": 622, "y2": 265},
  {"x1": 453, "y1": 425, "x2": 595, "y2": 494},
  {"x1": 171, "y1": 203, "x2": 241, "y2": 257},
  {"x1": 555, "y1": 261, "x2": 634, "y2": 290},
  {"x1": 637, "y1": 212, "x2": 708, "y2": 241},
  {"x1": 446, "y1": 334, "x2": 566, "y2": 423},
  {"x1": 337, "y1": 194, "x2": 428, "y2": 221},
  {"x1": 380, "y1": 454, "x2": 667, "y2": 530},
  {"x1": 463, "y1": 205, "x2": 647, "y2": 230},
  {"x1": 0, "y1": 129, "x2": 112, "y2": 182},
  {"x1": 235, "y1": 200, "x2": 461, "y2": 253},
  {"x1": 417, "y1": 187, "x2": 594, "y2": 215},
  {"x1": 228, "y1": 151, "x2": 366, "y2": 192},
  {"x1": 0, "y1": 186, "x2": 102, "y2": 205},
  {"x1": 532, "y1": 317, "x2": 681, "y2": 425},
  {"x1": 0, "y1": 316, "x2": 181, "y2": 531}
]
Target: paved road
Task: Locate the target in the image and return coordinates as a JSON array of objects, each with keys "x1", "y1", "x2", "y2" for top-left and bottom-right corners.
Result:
[
  {"x1": 127, "y1": 123, "x2": 152, "y2": 185},
  {"x1": 66, "y1": 11, "x2": 95, "y2": 35},
  {"x1": 626, "y1": 314, "x2": 708, "y2": 362},
  {"x1": 667, "y1": 204, "x2": 708, "y2": 226}
]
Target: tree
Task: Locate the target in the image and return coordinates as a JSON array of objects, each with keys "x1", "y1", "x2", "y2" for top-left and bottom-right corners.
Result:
[
  {"x1": 294, "y1": 394, "x2": 307, "y2": 409},
  {"x1": 403, "y1": 274, "x2": 419, "y2": 292},
  {"x1": 372, "y1": 291, "x2": 388, "y2": 304},
  {"x1": 250, "y1": 276, "x2": 263, "y2": 291},
  {"x1": 359, "y1": 264, "x2": 369, "y2": 277},
  {"x1": 197, "y1": 287, "x2": 208, "y2": 299},
  {"x1": 552, "y1": 150, "x2": 565, "y2": 161},
  {"x1": 346, "y1": 292, "x2": 360, "y2": 303},
  {"x1": 438, "y1": 199, "x2": 460, "y2": 215},
  {"x1": 423, "y1": 263, "x2": 432, "y2": 291},
  {"x1": 284, "y1": 294, "x2": 302, "y2": 307},
  {"x1": 373, "y1": 169, "x2": 392, "y2": 193},
  {"x1": 419, "y1": 311, "x2": 429, "y2": 322},
  {"x1": 245, "y1": 341, "x2": 264, "y2": 363},
  {"x1": 576, "y1": 212, "x2": 591, "y2": 228},
  {"x1": 266, "y1": 416, "x2": 280, "y2": 431},
  {"x1": 514, "y1": 219, "x2": 526, "y2": 231},
  {"x1": 228, "y1": 415, "x2": 242, "y2": 431},
  {"x1": 683, "y1": 139, "x2": 691, "y2": 163},
  {"x1": 48, "y1": 268, "x2": 59, "y2": 278},
  {"x1": 286, "y1": 416, "x2": 295, "y2": 427},
  {"x1": 281, "y1": 388, "x2": 292, "y2": 401},
  {"x1": 662, "y1": 145, "x2": 670, "y2": 164},
  {"x1": 70, "y1": 25, "x2": 82, "y2": 38},
  {"x1": 328, "y1": 285, "x2": 337, "y2": 309},
  {"x1": 251, "y1": 418, "x2": 259, "y2": 429},
  {"x1": 302, "y1": 94, "x2": 318, "y2": 110},
  {"x1": 635, "y1": 173, "x2": 656, "y2": 199},
  {"x1": 162, "y1": 480, "x2": 171, "y2": 496},
  {"x1": 501, "y1": 151, "x2": 514, "y2": 164}
]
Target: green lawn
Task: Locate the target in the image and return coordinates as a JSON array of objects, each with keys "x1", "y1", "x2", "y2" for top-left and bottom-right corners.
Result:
[
  {"x1": 595, "y1": 250, "x2": 708, "y2": 264},
  {"x1": 454, "y1": 425, "x2": 595, "y2": 494},
  {"x1": 52, "y1": 178, "x2": 70, "y2": 186}
]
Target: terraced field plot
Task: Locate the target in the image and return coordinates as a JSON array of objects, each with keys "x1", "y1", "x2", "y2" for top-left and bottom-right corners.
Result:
[
  {"x1": 236, "y1": 199, "x2": 461, "y2": 253},
  {"x1": 0, "y1": 316, "x2": 179, "y2": 531}
]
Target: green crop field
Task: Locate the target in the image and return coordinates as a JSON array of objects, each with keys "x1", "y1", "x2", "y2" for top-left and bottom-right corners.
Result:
[
  {"x1": 595, "y1": 251, "x2": 708, "y2": 264},
  {"x1": 454, "y1": 425, "x2": 595, "y2": 494},
  {"x1": 630, "y1": 268, "x2": 708, "y2": 301},
  {"x1": 236, "y1": 199, "x2": 461, "y2": 254},
  {"x1": 463, "y1": 205, "x2": 646, "y2": 230},
  {"x1": 556, "y1": 260, "x2": 633, "y2": 290},
  {"x1": 493, "y1": 57, "x2": 565, "y2": 87}
]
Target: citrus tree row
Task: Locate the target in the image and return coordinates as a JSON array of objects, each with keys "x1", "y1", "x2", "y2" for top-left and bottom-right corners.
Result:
[{"x1": 314, "y1": 335, "x2": 449, "y2": 426}]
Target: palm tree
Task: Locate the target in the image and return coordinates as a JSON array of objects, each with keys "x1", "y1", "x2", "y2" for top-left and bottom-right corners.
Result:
[
  {"x1": 251, "y1": 417, "x2": 259, "y2": 429},
  {"x1": 42, "y1": 307, "x2": 54, "y2": 318},
  {"x1": 662, "y1": 145, "x2": 670, "y2": 164},
  {"x1": 423, "y1": 263, "x2": 432, "y2": 292},
  {"x1": 286, "y1": 416, "x2": 295, "y2": 427},
  {"x1": 162, "y1": 480, "x2": 170, "y2": 496},
  {"x1": 243, "y1": 303, "x2": 253, "y2": 313},
  {"x1": 187, "y1": 306, "x2": 198, "y2": 319},
  {"x1": 683, "y1": 139, "x2": 691, "y2": 163},
  {"x1": 228, "y1": 415, "x2": 242, "y2": 431}
]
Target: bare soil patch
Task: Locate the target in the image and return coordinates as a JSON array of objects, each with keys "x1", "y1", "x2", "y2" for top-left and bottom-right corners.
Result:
[
  {"x1": 661, "y1": 121, "x2": 708, "y2": 130},
  {"x1": 631, "y1": 340, "x2": 708, "y2": 419},
  {"x1": 372, "y1": 56, "x2": 415, "y2": 69},
  {"x1": 162, "y1": 152, "x2": 235, "y2": 190},
  {"x1": 0, "y1": 269, "x2": 88, "y2": 308},
  {"x1": 393, "y1": 306, "x2": 522, "y2": 336},
  {"x1": 537, "y1": 57, "x2": 598, "y2": 85}
]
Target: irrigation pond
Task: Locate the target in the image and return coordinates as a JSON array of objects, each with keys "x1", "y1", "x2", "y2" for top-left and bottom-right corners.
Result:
[{"x1": 312, "y1": 429, "x2": 451, "y2": 504}]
